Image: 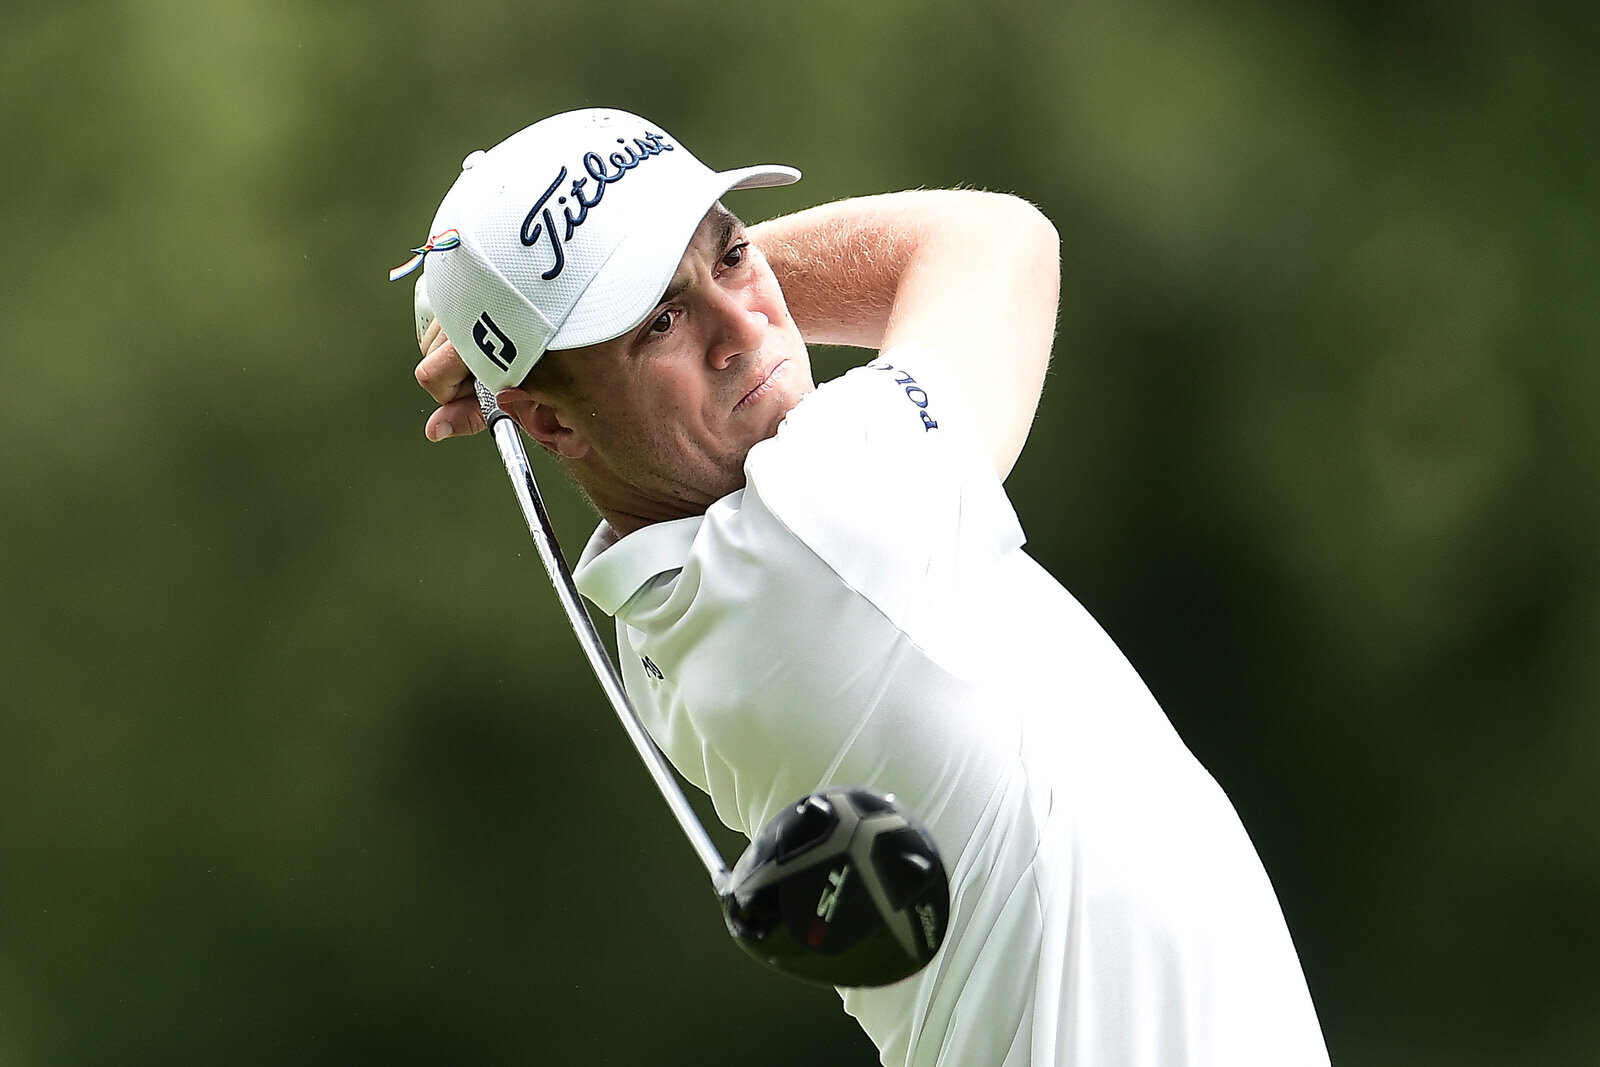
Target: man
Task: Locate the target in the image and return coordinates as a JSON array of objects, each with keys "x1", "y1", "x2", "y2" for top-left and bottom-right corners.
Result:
[{"x1": 399, "y1": 108, "x2": 1328, "y2": 1065}]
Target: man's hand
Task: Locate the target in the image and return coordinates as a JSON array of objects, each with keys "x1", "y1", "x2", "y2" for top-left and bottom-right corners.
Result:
[{"x1": 414, "y1": 317, "x2": 490, "y2": 442}]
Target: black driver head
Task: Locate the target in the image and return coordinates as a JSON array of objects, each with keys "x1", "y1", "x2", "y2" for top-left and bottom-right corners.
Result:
[{"x1": 721, "y1": 786, "x2": 950, "y2": 988}]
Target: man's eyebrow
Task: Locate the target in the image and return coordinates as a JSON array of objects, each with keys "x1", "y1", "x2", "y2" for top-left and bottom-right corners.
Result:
[
  {"x1": 652, "y1": 207, "x2": 744, "y2": 309},
  {"x1": 711, "y1": 205, "x2": 740, "y2": 253},
  {"x1": 658, "y1": 273, "x2": 691, "y2": 308}
]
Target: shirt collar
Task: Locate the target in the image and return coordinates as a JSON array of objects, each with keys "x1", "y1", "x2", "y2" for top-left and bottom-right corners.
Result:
[{"x1": 574, "y1": 514, "x2": 705, "y2": 616}]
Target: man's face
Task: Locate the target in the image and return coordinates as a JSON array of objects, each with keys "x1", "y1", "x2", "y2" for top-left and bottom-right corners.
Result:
[{"x1": 525, "y1": 205, "x2": 814, "y2": 528}]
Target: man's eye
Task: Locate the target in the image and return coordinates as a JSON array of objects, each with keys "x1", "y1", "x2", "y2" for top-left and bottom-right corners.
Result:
[
  {"x1": 722, "y1": 241, "x2": 749, "y2": 269},
  {"x1": 648, "y1": 309, "x2": 675, "y2": 334}
]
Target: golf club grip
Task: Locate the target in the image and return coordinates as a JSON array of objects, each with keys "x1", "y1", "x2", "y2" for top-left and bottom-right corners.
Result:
[
  {"x1": 479, "y1": 392, "x2": 731, "y2": 889},
  {"x1": 473, "y1": 379, "x2": 509, "y2": 427}
]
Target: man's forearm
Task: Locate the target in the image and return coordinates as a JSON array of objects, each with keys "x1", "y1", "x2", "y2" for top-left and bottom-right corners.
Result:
[
  {"x1": 749, "y1": 189, "x2": 1061, "y2": 478},
  {"x1": 751, "y1": 193, "x2": 916, "y2": 349}
]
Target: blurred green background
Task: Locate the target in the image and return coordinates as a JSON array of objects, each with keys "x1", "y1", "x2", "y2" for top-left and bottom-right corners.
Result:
[{"x1": 3, "y1": 0, "x2": 1595, "y2": 1063}]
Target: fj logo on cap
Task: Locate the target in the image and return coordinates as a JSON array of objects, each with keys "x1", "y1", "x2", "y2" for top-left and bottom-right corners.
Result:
[
  {"x1": 521, "y1": 132, "x2": 676, "y2": 282},
  {"x1": 472, "y1": 312, "x2": 516, "y2": 371}
]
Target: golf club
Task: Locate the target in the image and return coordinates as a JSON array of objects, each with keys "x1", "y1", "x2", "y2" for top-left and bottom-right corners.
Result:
[{"x1": 414, "y1": 278, "x2": 950, "y2": 988}]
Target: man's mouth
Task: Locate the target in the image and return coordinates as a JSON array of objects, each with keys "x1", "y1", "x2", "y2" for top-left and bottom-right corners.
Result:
[{"x1": 736, "y1": 359, "x2": 787, "y2": 410}]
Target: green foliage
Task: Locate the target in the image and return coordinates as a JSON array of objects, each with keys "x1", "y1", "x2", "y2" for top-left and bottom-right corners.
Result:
[{"x1": 2, "y1": 0, "x2": 1596, "y2": 1062}]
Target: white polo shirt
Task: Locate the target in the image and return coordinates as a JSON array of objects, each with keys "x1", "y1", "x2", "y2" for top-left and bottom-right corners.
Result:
[{"x1": 575, "y1": 345, "x2": 1328, "y2": 1066}]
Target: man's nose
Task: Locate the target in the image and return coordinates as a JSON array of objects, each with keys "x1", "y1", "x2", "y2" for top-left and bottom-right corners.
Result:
[{"x1": 706, "y1": 292, "x2": 768, "y2": 368}]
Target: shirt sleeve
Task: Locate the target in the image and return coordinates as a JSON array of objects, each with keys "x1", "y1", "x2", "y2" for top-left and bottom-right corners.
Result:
[{"x1": 741, "y1": 343, "x2": 1025, "y2": 644}]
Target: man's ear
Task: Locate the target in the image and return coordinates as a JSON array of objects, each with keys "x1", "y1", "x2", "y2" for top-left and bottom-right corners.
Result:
[{"x1": 496, "y1": 387, "x2": 590, "y2": 459}]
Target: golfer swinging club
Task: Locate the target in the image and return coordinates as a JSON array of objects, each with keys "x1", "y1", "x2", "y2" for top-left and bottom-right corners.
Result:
[{"x1": 398, "y1": 108, "x2": 1330, "y2": 1066}]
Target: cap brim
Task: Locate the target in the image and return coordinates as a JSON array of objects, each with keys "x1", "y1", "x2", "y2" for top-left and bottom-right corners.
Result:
[{"x1": 726, "y1": 164, "x2": 803, "y2": 191}]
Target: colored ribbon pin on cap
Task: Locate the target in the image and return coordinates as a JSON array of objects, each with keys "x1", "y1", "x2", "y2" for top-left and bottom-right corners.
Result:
[{"x1": 388, "y1": 229, "x2": 462, "y2": 282}]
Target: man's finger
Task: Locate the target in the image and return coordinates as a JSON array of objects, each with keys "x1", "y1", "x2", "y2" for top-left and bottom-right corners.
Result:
[
  {"x1": 425, "y1": 396, "x2": 488, "y2": 442},
  {"x1": 415, "y1": 340, "x2": 475, "y2": 406}
]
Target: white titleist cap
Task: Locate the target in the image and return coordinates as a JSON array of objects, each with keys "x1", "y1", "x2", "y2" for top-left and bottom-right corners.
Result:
[{"x1": 391, "y1": 108, "x2": 800, "y2": 392}]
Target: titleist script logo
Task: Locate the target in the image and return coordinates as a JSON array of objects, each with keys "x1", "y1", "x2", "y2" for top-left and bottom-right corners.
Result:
[
  {"x1": 816, "y1": 864, "x2": 851, "y2": 923},
  {"x1": 521, "y1": 131, "x2": 676, "y2": 281}
]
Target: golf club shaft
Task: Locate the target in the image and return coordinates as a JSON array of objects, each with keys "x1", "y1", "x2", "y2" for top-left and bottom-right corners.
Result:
[{"x1": 474, "y1": 382, "x2": 731, "y2": 891}]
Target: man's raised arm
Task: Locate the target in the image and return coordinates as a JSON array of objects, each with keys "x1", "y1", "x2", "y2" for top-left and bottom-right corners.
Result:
[{"x1": 751, "y1": 190, "x2": 1060, "y2": 479}]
